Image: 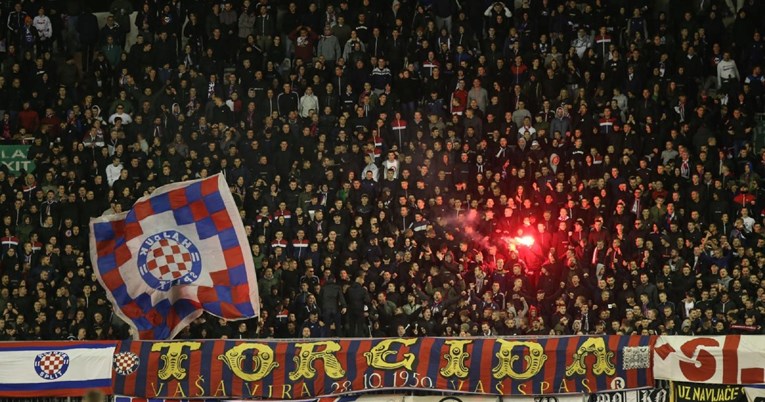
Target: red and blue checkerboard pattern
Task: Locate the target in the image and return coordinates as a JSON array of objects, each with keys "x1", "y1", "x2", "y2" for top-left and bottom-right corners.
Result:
[{"x1": 91, "y1": 175, "x2": 258, "y2": 340}]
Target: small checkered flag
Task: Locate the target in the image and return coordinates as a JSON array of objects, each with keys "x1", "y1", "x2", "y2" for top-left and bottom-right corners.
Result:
[{"x1": 90, "y1": 174, "x2": 260, "y2": 340}]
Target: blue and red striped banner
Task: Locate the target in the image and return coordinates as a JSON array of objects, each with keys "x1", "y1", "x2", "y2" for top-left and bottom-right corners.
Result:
[{"x1": 113, "y1": 336, "x2": 654, "y2": 399}]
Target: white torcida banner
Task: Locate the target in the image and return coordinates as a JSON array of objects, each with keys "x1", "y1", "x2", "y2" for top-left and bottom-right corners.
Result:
[{"x1": 653, "y1": 335, "x2": 765, "y2": 384}]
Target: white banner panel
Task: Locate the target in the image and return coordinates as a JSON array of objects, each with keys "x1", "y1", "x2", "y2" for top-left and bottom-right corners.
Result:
[
  {"x1": 653, "y1": 335, "x2": 765, "y2": 384},
  {"x1": 0, "y1": 342, "x2": 116, "y2": 397},
  {"x1": 744, "y1": 387, "x2": 765, "y2": 402}
]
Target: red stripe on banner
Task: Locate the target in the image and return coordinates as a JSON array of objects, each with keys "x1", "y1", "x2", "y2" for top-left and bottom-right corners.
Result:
[
  {"x1": 742, "y1": 368, "x2": 765, "y2": 383},
  {"x1": 120, "y1": 342, "x2": 140, "y2": 396},
  {"x1": 543, "y1": 336, "x2": 560, "y2": 393},
  {"x1": 223, "y1": 247, "x2": 245, "y2": 270},
  {"x1": 187, "y1": 344, "x2": 204, "y2": 398},
  {"x1": 100, "y1": 266, "x2": 124, "y2": 291},
  {"x1": 434, "y1": 340, "x2": 447, "y2": 391},
  {"x1": 225, "y1": 340, "x2": 244, "y2": 399},
  {"x1": 123, "y1": 221, "x2": 143, "y2": 243},
  {"x1": 168, "y1": 188, "x2": 188, "y2": 209},
  {"x1": 273, "y1": 342, "x2": 289, "y2": 397},
  {"x1": 97, "y1": 238, "x2": 117, "y2": 257},
  {"x1": 113, "y1": 243, "x2": 133, "y2": 267},
  {"x1": 480, "y1": 338, "x2": 494, "y2": 392},
  {"x1": 189, "y1": 200, "x2": 210, "y2": 221},
  {"x1": 132, "y1": 200, "x2": 155, "y2": 221},
  {"x1": 418, "y1": 338, "x2": 434, "y2": 391},
  {"x1": 315, "y1": 342, "x2": 327, "y2": 397},
  {"x1": 201, "y1": 176, "x2": 219, "y2": 195},
  {"x1": 212, "y1": 210, "x2": 232, "y2": 231},
  {"x1": 723, "y1": 335, "x2": 740, "y2": 384},
  {"x1": 111, "y1": 220, "x2": 126, "y2": 237},
  {"x1": 144, "y1": 341, "x2": 161, "y2": 398}
]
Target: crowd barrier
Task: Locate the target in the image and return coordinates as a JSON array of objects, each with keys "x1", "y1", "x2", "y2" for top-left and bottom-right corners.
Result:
[{"x1": 0, "y1": 336, "x2": 763, "y2": 400}]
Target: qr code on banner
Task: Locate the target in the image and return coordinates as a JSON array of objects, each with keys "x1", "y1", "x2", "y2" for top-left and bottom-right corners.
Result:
[{"x1": 622, "y1": 346, "x2": 651, "y2": 370}]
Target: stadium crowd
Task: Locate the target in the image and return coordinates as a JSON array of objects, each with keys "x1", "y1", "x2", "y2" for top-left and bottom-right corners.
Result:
[{"x1": 0, "y1": 0, "x2": 764, "y2": 341}]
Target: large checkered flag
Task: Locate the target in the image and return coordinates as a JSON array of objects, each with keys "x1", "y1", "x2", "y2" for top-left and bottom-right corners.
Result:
[{"x1": 90, "y1": 174, "x2": 260, "y2": 340}]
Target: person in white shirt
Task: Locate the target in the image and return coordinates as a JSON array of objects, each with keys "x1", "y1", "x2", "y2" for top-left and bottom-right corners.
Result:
[
  {"x1": 108, "y1": 104, "x2": 133, "y2": 125},
  {"x1": 740, "y1": 207, "x2": 755, "y2": 233},
  {"x1": 32, "y1": 8, "x2": 52, "y2": 51},
  {"x1": 381, "y1": 151, "x2": 399, "y2": 178},
  {"x1": 298, "y1": 86, "x2": 319, "y2": 118},
  {"x1": 571, "y1": 29, "x2": 592, "y2": 58},
  {"x1": 105, "y1": 156, "x2": 123, "y2": 187},
  {"x1": 361, "y1": 155, "x2": 379, "y2": 182},
  {"x1": 717, "y1": 52, "x2": 740, "y2": 92}
]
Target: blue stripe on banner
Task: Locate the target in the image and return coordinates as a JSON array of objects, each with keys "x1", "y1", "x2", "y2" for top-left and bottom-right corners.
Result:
[
  {"x1": 340, "y1": 340, "x2": 359, "y2": 396},
  {"x1": 185, "y1": 181, "x2": 203, "y2": 203},
  {"x1": 173, "y1": 206, "x2": 194, "y2": 225},
  {"x1": 0, "y1": 378, "x2": 111, "y2": 391},
  {"x1": 149, "y1": 193, "x2": 171, "y2": 214},
  {"x1": 113, "y1": 343, "x2": 126, "y2": 395},
  {"x1": 111, "y1": 283, "x2": 131, "y2": 305},
  {"x1": 93, "y1": 222, "x2": 114, "y2": 240},
  {"x1": 97, "y1": 253, "x2": 118, "y2": 272},
  {"x1": 195, "y1": 217, "x2": 218, "y2": 239},
  {"x1": 204, "y1": 192, "x2": 226, "y2": 213},
  {"x1": 555, "y1": 337, "x2": 569, "y2": 391},
  {"x1": 281, "y1": 343, "x2": 294, "y2": 395},
  {"x1": 199, "y1": 340, "x2": 212, "y2": 397},
  {"x1": 468, "y1": 337, "x2": 483, "y2": 391},
  {"x1": 219, "y1": 341, "x2": 233, "y2": 400},
  {"x1": 219, "y1": 227, "x2": 239, "y2": 249},
  {"x1": 0, "y1": 344, "x2": 115, "y2": 352},
  {"x1": 227, "y1": 264, "x2": 248, "y2": 286},
  {"x1": 426, "y1": 338, "x2": 444, "y2": 390},
  {"x1": 134, "y1": 342, "x2": 151, "y2": 396}
]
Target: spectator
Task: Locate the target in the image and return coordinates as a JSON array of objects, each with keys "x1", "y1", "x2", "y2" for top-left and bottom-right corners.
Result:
[{"x1": 0, "y1": 0, "x2": 762, "y2": 341}]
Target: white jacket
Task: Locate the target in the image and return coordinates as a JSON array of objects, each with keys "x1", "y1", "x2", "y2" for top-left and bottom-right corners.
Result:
[
  {"x1": 298, "y1": 94, "x2": 319, "y2": 118},
  {"x1": 717, "y1": 59, "x2": 739, "y2": 86},
  {"x1": 33, "y1": 15, "x2": 52, "y2": 39}
]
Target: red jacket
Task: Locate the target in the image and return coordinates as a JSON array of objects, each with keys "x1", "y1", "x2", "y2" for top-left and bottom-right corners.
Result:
[{"x1": 18, "y1": 109, "x2": 39, "y2": 133}]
